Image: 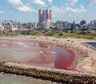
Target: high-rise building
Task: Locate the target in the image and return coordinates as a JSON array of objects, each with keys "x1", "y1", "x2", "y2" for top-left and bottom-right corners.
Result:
[{"x1": 38, "y1": 9, "x2": 52, "y2": 29}]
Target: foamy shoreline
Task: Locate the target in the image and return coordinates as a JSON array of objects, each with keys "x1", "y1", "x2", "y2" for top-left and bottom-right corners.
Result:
[{"x1": 0, "y1": 36, "x2": 96, "y2": 73}]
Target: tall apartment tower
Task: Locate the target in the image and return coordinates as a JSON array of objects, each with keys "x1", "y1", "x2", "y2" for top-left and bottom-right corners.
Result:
[{"x1": 38, "y1": 9, "x2": 52, "y2": 29}]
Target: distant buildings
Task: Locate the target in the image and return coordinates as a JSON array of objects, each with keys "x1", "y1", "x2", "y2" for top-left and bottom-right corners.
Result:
[
  {"x1": 0, "y1": 9, "x2": 96, "y2": 31},
  {"x1": 0, "y1": 25, "x2": 4, "y2": 31},
  {"x1": 80, "y1": 20, "x2": 88, "y2": 30},
  {"x1": 11, "y1": 21, "x2": 21, "y2": 31},
  {"x1": 33, "y1": 22, "x2": 38, "y2": 29},
  {"x1": 55, "y1": 21, "x2": 68, "y2": 30},
  {"x1": 55, "y1": 21, "x2": 76, "y2": 30},
  {"x1": 2, "y1": 21, "x2": 12, "y2": 31},
  {"x1": 89, "y1": 20, "x2": 96, "y2": 30},
  {"x1": 38, "y1": 9, "x2": 52, "y2": 29},
  {"x1": 20, "y1": 22, "x2": 34, "y2": 31},
  {"x1": 0, "y1": 20, "x2": 37, "y2": 32}
]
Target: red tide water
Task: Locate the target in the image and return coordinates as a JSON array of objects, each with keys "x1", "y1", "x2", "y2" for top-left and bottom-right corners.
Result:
[
  {"x1": 0, "y1": 39, "x2": 75, "y2": 70},
  {"x1": 54, "y1": 48, "x2": 75, "y2": 69}
]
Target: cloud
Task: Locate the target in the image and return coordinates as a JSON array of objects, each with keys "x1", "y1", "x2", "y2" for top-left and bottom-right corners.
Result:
[
  {"x1": 30, "y1": 0, "x2": 46, "y2": 6},
  {"x1": 52, "y1": 5, "x2": 86, "y2": 14},
  {"x1": 48, "y1": 0, "x2": 53, "y2": 3},
  {"x1": 65, "y1": 5, "x2": 87, "y2": 14},
  {"x1": 0, "y1": 10, "x2": 5, "y2": 14},
  {"x1": 68, "y1": 0, "x2": 78, "y2": 6},
  {"x1": 8, "y1": 0, "x2": 37, "y2": 13},
  {"x1": 51, "y1": 5, "x2": 87, "y2": 20},
  {"x1": 90, "y1": 0, "x2": 96, "y2": 5},
  {"x1": 52, "y1": 6, "x2": 64, "y2": 16},
  {"x1": 8, "y1": 0, "x2": 53, "y2": 13},
  {"x1": 30, "y1": 0, "x2": 53, "y2": 6},
  {"x1": 69, "y1": 0, "x2": 78, "y2": 4}
]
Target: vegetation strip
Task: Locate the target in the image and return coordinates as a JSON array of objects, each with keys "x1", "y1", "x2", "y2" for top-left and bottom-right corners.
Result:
[{"x1": 0, "y1": 62, "x2": 96, "y2": 84}]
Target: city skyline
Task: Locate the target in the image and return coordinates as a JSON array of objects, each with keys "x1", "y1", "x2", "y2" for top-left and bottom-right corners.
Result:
[{"x1": 0, "y1": 0, "x2": 96, "y2": 23}]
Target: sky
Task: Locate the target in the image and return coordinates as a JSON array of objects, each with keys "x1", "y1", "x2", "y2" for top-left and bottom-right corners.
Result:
[{"x1": 0, "y1": 0, "x2": 96, "y2": 23}]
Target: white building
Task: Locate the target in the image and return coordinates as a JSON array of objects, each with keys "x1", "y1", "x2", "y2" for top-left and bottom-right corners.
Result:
[
  {"x1": 11, "y1": 24, "x2": 18, "y2": 31},
  {"x1": 0, "y1": 25, "x2": 4, "y2": 31}
]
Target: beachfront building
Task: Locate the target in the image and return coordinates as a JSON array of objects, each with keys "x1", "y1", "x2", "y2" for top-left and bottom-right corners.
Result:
[{"x1": 38, "y1": 9, "x2": 52, "y2": 29}]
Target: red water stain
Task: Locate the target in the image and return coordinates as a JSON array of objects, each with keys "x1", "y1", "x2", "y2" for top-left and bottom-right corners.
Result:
[
  {"x1": 21, "y1": 47, "x2": 75, "y2": 70},
  {"x1": 55, "y1": 49, "x2": 75, "y2": 70}
]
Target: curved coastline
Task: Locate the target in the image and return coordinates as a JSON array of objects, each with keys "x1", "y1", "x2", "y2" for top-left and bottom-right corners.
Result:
[{"x1": 0, "y1": 36, "x2": 96, "y2": 83}]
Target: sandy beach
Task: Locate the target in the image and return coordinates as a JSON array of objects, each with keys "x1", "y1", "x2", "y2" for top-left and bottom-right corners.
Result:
[{"x1": 0, "y1": 36, "x2": 96, "y2": 73}]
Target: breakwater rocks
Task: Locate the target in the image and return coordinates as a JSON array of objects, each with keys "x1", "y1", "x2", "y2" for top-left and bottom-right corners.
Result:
[{"x1": 0, "y1": 62, "x2": 96, "y2": 84}]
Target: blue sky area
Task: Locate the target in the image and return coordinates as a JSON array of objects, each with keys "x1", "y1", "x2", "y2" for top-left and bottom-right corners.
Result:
[{"x1": 0, "y1": 0, "x2": 96, "y2": 23}]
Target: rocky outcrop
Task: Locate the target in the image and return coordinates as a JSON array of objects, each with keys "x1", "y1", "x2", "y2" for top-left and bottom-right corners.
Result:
[{"x1": 0, "y1": 62, "x2": 96, "y2": 84}]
